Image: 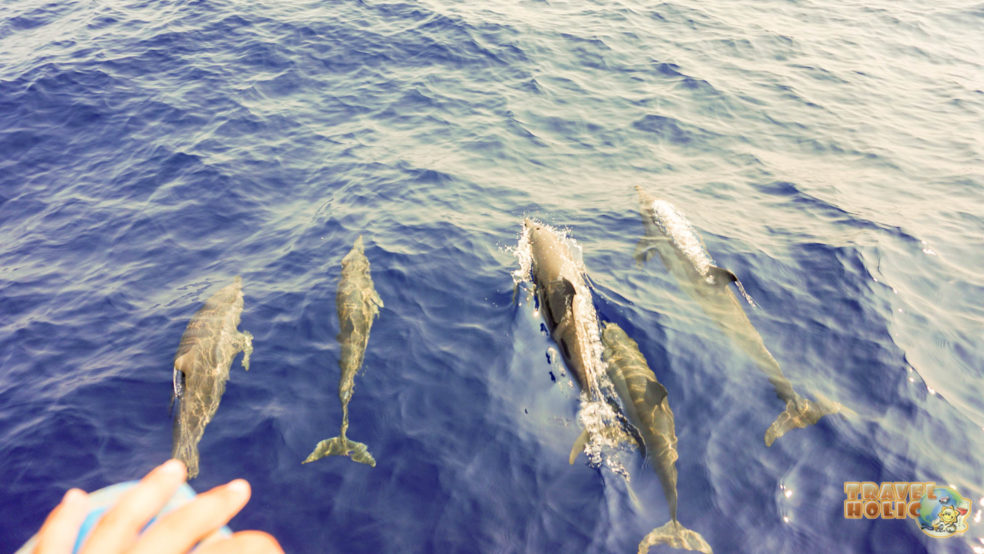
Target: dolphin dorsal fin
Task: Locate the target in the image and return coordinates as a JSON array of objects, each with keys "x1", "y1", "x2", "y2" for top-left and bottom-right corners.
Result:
[
  {"x1": 645, "y1": 379, "x2": 669, "y2": 407},
  {"x1": 548, "y1": 278, "x2": 576, "y2": 322},
  {"x1": 708, "y1": 266, "x2": 738, "y2": 286},
  {"x1": 709, "y1": 265, "x2": 757, "y2": 306}
]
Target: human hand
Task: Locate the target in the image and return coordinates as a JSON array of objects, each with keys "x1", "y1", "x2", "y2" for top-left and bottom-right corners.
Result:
[{"x1": 32, "y1": 459, "x2": 283, "y2": 554}]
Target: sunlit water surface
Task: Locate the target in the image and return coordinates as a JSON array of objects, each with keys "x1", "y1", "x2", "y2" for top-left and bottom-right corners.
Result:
[{"x1": 1, "y1": 0, "x2": 982, "y2": 552}]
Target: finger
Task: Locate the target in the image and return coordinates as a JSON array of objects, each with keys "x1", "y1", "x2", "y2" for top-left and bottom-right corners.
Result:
[
  {"x1": 129, "y1": 479, "x2": 251, "y2": 554},
  {"x1": 33, "y1": 488, "x2": 89, "y2": 554},
  {"x1": 194, "y1": 531, "x2": 285, "y2": 554},
  {"x1": 79, "y1": 459, "x2": 187, "y2": 553}
]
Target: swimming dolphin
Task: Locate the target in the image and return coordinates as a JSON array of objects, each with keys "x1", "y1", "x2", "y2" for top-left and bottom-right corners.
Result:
[
  {"x1": 633, "y1": 186, "x2": 840, "y2": 446},
  {"x1": 171, "y1": 276, "x2": 254, "y2": 479},
  {"x1": 602, "y1": 322, "x2": 712, "y2": 554},
  {"x1": 525, "y1": 219, "x2": 601, "y2": 397},
  {"x1": 523, "y1": 219, "x2": 629, "y2": 462},
  {"x1": 304, "y1": 235, "x2": 382, "y2": 467}
]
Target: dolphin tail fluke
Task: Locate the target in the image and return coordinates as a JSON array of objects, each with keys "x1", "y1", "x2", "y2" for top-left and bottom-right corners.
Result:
[
  {"x1": 638, "y1": 520, "x2": 713, "y2": 554},
  {"x1": 764, "y1": 394, "x2": 843, "y2": 447},
  {"x1": 303, "y1": 436, "x2": 376, "y2": 467}
]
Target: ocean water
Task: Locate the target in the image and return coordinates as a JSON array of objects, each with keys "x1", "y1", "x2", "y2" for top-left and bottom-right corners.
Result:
[{"x1": 1, "y1": 0, "x2": 982, "y2": 552}]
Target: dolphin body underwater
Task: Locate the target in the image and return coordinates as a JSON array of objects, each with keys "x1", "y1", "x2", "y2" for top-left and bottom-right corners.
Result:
[
  {"x1": 602, "y1": 322, "x2": 712, "y2": 554},
  {"x1": 523, "y1": 219, "x2": 712, "y2": 553},
  {"x1": 633, "y1": 186, "x2": 840, "y2": 446},
  {"x1": 171, "y1": 276, "x2": 254, "y2": 479},
  {"x1": 304, "y1": 235, "x2": 383, "y2": 467}
]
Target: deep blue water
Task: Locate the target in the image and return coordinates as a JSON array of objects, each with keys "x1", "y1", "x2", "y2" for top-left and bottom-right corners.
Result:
[{"x1": 2, "y1": 0, "x2": 983, "y2": 552}]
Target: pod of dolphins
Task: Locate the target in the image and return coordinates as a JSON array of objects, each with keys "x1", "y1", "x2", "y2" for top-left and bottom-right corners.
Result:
[
  {"x1": 170, "y1": 236, "x2": 383, "y2": 476},
  {"x1": 166, "y1": 188, "x2": 845, "y2": 553}
]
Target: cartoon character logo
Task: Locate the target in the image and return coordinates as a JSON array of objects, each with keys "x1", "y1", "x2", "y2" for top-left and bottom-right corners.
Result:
[
  {"x1": 916, "y1": 485, "x2": 972, "y2": 538},
  {"x1": 936, "y1": 506, "x2": 959, "y2": 533}
]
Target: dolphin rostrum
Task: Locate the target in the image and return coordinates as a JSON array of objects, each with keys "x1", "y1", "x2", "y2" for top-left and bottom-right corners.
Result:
[
  {"x1": 304, "y1": 235, "x2": 382, "y2": 467},
  {"x1": 522, "y1": 219, "x2": 630, "y2": 465},
  {"x1": 602, "y1": 322, "x2": 712, "y2": 554},
  {"x1": 171, "y1": 276, "x2": 254, "y2": 479},
  {"x1": 633, "y1": 186, "x2": 840, "y2": 446}
]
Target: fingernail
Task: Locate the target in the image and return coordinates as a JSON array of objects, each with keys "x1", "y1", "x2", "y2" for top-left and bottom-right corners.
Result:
[
  {"x1": 63, "y1": 488, "x2": 86, "y2": 505},
  {"x1": 227, "y1": 479, "x2": 250, "y2": 498},
  {"x1": 160, "y1": 459, "x2": 186, "y2": 477}
]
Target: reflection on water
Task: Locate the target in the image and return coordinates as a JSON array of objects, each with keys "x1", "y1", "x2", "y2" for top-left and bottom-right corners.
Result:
[{"x1": 1, "y1": 0, "x2": 982, "y2": 552}]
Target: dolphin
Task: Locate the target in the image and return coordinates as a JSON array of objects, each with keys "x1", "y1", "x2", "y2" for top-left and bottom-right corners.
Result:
[
  {"x1": 523, "y1": 219, "x2": 632, "y2": 463},
  {"x1": 602, "y1": 322, "x2": 712, "y2": 554},
  {"x1": 171, "y1": 276, "x2": 254, "y2": 479},
  {"x1": 633, "y1": 186, "x2": 840, "y2": 446},
  {"x1": 525, "y1": 219, "x2": 601, "y2": 397},
  {"x1": 304, "y1": 235, "x2": 382, "y2": 467}
]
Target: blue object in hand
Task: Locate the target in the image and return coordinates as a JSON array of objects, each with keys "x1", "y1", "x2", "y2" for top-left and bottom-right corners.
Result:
[{"x1": 18, "y1": 481, "x2": 231, "y2": 553}]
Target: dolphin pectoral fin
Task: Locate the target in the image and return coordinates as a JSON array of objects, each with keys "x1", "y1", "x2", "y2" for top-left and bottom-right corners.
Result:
[
  {"x1": 764, "y1": 395, "x2": 842, "y2": 447},
  {"x1": 372, "y1": 289, "x2": 384, "y2": 310},
  {"x1": 634, "y1": 238, "x2": 658, "y2": 265},
  {"x1": 239, "y1": 330, "x2": 254, "y2": 371},
  {"x1": 569, "y1": 428, "x2": 590, "y2": 464},
  {"x1": 638, "y1": 520, "x2": 713, "y2": 554},
  {"x1": 550, "y1": 318, "x2": 572, "y2": 349},
  {"x1": 303, "y1": 436, "x2": 376, "y2": 468}
]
